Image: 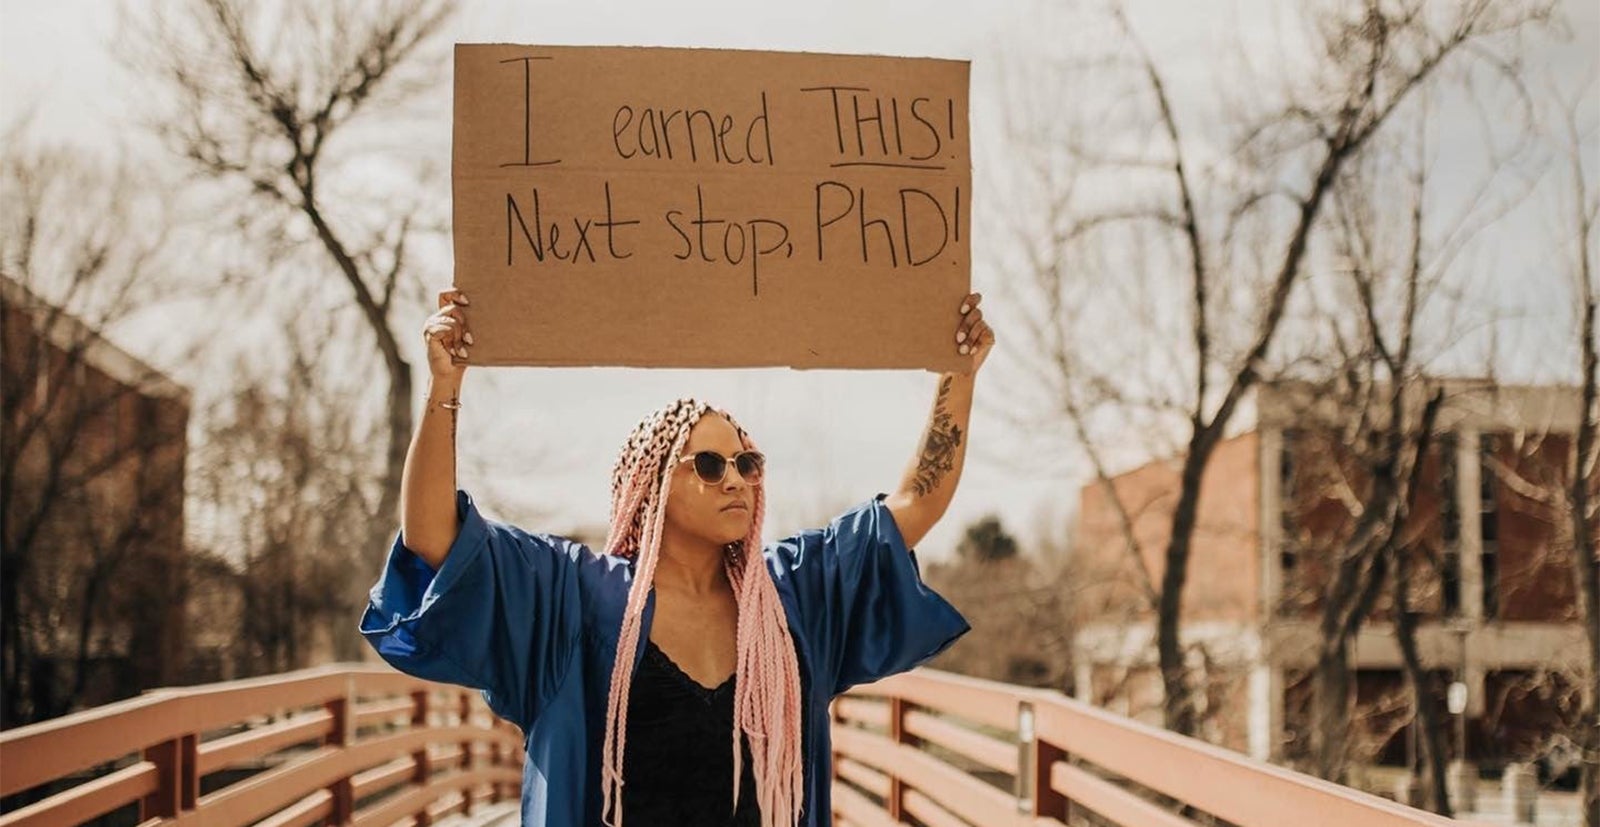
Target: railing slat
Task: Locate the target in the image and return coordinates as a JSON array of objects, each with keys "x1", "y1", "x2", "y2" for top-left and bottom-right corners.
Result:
[
  {"x1": 350, "y1": 767, "x2": 520, "y2": 827},
  {"x1": 832, "y1": 697, "x2": 890, "y2": 729},
  {"x1": 834, "y1": 758, "x2": 891, "y2": 799},
  {"x1": 0, "y1": 761, "x2": 159, "y2": 827},
  {"x1": 1050, "y1": 761, "x2": 1202, "y2": 827},
  {"x1": 251, "y1": 789, "x2": 333, "y2": 827},
  {"x1": 352, "y1": 697, "x2": 415, "y2": 730},
  {"x1": 903, "y1": 788, "x2": 984, "y2": 827},
  {"x1": 830, "y1": 781, "x2": 898, "y2": 827},
  {"x1": 903, "y1": 709, "x2": 1015, "y2": 775},
  {"x1": 833, "y1": 726, "x2": 1020, "y2": 827},
  {"x1": 350, "y1": 756, "x2": 416, "y2": 800},
  {"x1": 350, "y1": 779, "x2": 434, "y2": 827},
  {"x1": 196, "y1": 710, "x2": 334, "y2": 776},
  {"x1": 849, "y1": 671, "x2": 1019, "y2": 731},
  {"x1": 427, "y1": 790, "x2": 466, "y2": 821}
]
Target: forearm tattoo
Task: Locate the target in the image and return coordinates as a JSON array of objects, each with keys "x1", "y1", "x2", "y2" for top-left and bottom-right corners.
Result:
[{"x1": 911, "y1": 376, "x2": 962, "y2": 497}]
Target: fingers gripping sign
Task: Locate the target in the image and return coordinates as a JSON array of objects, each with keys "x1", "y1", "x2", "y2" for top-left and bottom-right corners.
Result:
[
  {"x1": 424, "y1": 288, "x2": 474, "y2": 379},
  {"x1": 952, "y1": 291, "x2": 994, "y2": 375}
]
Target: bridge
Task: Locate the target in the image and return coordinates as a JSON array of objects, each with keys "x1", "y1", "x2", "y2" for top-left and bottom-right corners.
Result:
[{"x1": 0, "y1": 665, "x2": 1476, "y2": 827}]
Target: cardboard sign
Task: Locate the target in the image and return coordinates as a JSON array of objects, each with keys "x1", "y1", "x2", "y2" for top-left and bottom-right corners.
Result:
[{"x1": 452, "y1": 45, "x2": 970, "y2": 371}]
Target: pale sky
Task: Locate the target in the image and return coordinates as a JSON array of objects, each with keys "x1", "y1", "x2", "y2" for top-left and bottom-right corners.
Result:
[{"x1": 3, "y1": 0, "x2": 1594, "y2": 558}]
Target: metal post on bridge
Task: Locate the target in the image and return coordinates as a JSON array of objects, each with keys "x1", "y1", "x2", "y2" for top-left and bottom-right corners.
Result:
[{"x1": 1016, "y1": 700, "x2": 1067, "y2": 819}]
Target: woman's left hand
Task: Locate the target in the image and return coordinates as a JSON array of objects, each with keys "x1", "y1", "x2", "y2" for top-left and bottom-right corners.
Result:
[{"x1": 953, "y1": 291, "x2": 995, "y2": 375}]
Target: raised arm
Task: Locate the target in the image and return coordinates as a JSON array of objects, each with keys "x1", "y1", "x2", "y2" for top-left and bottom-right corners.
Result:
[
  {"x1": 884, "y1": 292, "x2": 995, "y2": 548},
  {"x1": 401, "y1": 288, "x2": 474, "y2": 568}
]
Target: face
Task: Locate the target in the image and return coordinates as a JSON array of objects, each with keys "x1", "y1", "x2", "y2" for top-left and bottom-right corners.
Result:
[{"x1": 662, "y1": 414, "x2": 757, "y2": 548}]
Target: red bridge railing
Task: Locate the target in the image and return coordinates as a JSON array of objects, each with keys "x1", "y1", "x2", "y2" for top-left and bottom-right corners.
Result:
[
  {"x1": 0, "y1": 665, "x2": 521, "y2": 827},
  {"x1": 831, "y1": 669, "x2": 1488, "y2": 827},
  {"x1": 1, "y1": 664, "x2": 1486, "y2": 827}
]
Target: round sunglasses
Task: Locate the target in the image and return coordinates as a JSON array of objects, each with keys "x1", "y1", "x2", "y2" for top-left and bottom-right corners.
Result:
[{"x1": 677, "y1": 450, "x2": 765, "y2": 485}]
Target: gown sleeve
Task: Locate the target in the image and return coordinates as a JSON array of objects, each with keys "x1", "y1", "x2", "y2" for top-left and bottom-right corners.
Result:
[
  {"x1": 359, "y1": 489, "x2": 585, "y2": 730},
  {"x1": 767, "y1": 493, "x2": 971, "y2": 696}
]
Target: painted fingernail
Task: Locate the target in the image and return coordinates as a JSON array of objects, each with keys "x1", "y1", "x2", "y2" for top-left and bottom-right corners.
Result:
[
  {"x1": 957, "y1": 331, "x2": 967, "y2": 343},
  {"x1": 458, "y1": 294, "x2": 470, "y2": 305},
  {"x1": 960, "y1": 304, "x2": 970, "y2": 314},
  {"x1": 464, "y1": 332, "x2": 475, "y2": 345},
  {"x1": 959, "y1": 344, "x2": 970, "y2": 355}
]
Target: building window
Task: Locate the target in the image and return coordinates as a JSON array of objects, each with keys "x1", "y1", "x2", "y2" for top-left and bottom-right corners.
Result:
[
  {"x1": 1439, "y1": 433, "x2": 1461, "y2": 616},
  {"x1": 1279, "y1": 428, "x2": 1300, "y2": 576},
  {"x1": 138, "y1": 395, "x2": 159, "y2": 434},
  {"x1": 1480, "y1": 434, "x2": 1501, "y2": 620}
]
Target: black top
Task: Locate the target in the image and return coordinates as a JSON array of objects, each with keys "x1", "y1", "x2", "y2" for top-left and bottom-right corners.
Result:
[{"x1": 622, "y1": 639, "x2": 762, "y2": 826}]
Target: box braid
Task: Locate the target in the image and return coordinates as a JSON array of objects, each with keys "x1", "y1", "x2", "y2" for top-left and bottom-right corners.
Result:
[{"x1": 599, "y1": 398, "x2": 804, "y2": 827}]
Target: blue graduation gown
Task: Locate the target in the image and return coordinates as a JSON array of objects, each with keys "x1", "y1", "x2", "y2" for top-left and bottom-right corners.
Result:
[{"x1": 360, "y1": 490, "x2": 970, "y2": 826}]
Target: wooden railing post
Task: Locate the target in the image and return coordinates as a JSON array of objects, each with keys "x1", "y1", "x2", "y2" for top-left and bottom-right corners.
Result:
[
  {"x1": 829, "y1": 698, "x2": 844, "y2": 793},
  {"x1": 324, "y1": 680, "x2": 354, "y2": 824},
  {"x1": 1016, "y1": 700, "x2": 1067, "y2": 819},
  {"x1": 180, "y1": 734, "x2": 198, "y2": 810},
  {"x1": 139, "y1": 733, "x2": 196, "y2": 820},
  {"x1": 458, "y1": 691, "x2": 474, "y2": 815},
  {"x1": 411, "y1": 689, "x2": 433, "y2": 827},
  {"x1": 888, "y1": 696, "x2": 908, "y2": 822},
  {"x1": 490, "y1": 739, "x2": 504, "y2": 803}
]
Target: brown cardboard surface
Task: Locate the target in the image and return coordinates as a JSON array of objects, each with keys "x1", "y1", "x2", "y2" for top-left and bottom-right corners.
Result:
[{"x1": 452, "y1": 44, "x2": 970, "y2": 371}]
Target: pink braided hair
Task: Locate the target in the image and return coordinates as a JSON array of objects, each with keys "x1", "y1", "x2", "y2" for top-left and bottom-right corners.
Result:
[{"x1": 599, "y1": 398, "x2": 804, "y2": 827}]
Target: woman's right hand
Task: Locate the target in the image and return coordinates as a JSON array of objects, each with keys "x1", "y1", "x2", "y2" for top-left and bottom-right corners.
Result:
[{"x1": 424, "y1": 288, "x2": 472, "y2": 380}]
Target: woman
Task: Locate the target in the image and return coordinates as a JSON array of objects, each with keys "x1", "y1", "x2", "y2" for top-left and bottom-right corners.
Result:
[{"x1": 361, "y1": 288, "x2": 994, "y2": 827}]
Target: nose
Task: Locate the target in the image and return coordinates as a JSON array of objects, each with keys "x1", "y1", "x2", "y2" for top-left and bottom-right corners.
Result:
[{"x1": 722, "y1": 471, "x2": 748, "y2": 490}]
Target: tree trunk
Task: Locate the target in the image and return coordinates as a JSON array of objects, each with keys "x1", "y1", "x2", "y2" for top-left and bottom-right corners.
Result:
[
  {"x1": 1394, "y1": 548, "x2": 1452, "y2": 816},
  {"x1": 1158, "y1": 444, "x2": 1216, "y2": 736},
  {"x1": 1568, "y1": 167, "x2": 1593, "y2": 825},
  {"x1": 1312, "y1": 643, "x2": 1352, "y2": 783},
  {"x1": 1571, "y1": 259, "x2": 1599, "y2": 827},
  {"x1": 69, "y1": 569, "x2": 106, "y2": 711}
]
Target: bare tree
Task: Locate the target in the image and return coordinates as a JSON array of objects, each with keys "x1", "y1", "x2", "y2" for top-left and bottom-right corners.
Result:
[
  {"x1": 1550, "y1": 73, "x2": 1599, "y2": 827},
  {"x1": 126, "y1": 0, "x2": 456, "y2": 569},
  {"x1": 1471, "y1": 76, "x2": 1600, "y2": 824},
  {"x1": 1287, "y1": 111, "x2": 1490, "y2": 787},
  {"x1": 189, "y1": 303, "x2": 382, "y2": 672},
  {"x1": 996, "y1": 0, "x2": 1552, "y2": 736},
  {"x1": 0, "y1": 143, "x2": 197, "y2": 726}
]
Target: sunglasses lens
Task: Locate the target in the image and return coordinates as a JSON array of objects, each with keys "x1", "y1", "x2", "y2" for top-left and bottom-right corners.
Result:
[
  {"x1": 735, "y1": 452, "x2": 764, "y2": 484},
  {"x1": 693, "y1": 451, "x2": 726, "y2": 483}
]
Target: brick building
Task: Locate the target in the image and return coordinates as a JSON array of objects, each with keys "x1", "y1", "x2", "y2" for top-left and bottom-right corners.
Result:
[
  {"x1": 1, "y1": 276, "x2": 192, "y2": 725},
  {"x1": 1070, "y1": 380, "x2": 1589, "y2": 780}
]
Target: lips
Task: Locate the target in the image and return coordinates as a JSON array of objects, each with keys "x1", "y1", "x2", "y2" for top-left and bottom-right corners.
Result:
[{"x1": 721, "y1": 502, "x2": 749, "y2": 512}]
